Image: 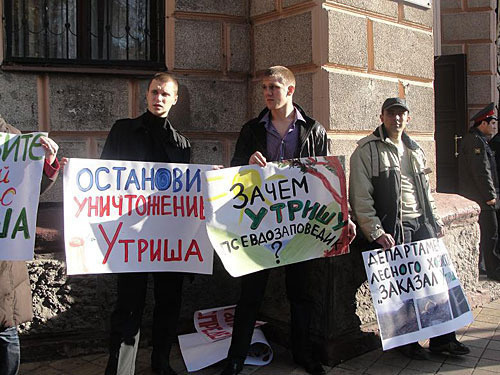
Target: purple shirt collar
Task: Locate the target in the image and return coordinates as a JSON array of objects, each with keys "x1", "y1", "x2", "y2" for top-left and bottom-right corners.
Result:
[{"x1": 262, "y1": 107, "x2": 304, "y2": 162}]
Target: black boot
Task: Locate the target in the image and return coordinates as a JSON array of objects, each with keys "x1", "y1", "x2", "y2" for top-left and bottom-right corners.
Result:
[
  {"x1": 151, "y1": 350, "x2": 177, "y2": 375},
  {"x1": 220, "y1": 359, "x2": 244, "y2": 375},
  {"x1": 104, "y1": 351, "x2": 118, "y2": 375}
]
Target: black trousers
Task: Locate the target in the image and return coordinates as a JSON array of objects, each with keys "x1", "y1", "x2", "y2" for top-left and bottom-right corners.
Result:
[
  {"x1": 479, "y1": 207, "x2": 500, "y2": 278},
  {"x1": 109, "y1": 272, "x2": 184, "y2": 364},
  {"x1": 402, "y1": 217, "x2": 455, "y2": 346},
  {"x1": 227, "y1": 261, "x2": 315, "y2": 364}
]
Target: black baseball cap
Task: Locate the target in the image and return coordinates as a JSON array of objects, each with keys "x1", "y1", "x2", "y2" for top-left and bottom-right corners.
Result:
[{"x1": 382, "y1": 97, "x2": 410, "y2": 112}]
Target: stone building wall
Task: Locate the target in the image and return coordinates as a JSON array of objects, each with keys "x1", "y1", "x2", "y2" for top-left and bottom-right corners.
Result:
[
  {"x1": 440, "y1": 0, "x2": 498, "y2": 120},
  {"x1": 322, "y1": 0, "x2": 436, "y2": 186},
  {"x1": 0, "y1": 1, "x2": 437, "y2": 195}
]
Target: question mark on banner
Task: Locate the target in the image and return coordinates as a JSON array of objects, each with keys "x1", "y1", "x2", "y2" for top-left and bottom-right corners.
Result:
[{"x1": 271, "y1": 241, "x2": 283, "y2": 264}]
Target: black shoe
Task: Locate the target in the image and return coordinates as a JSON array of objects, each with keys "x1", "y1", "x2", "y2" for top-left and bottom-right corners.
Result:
[
  {"x1": 151, "y1": 349, "x2": 177, "y2": 375},
  {"x1": 429, "y1": 339, "x2": 470, "y2": 356},
  {"x1": 220, "y1": 359, "x2": 243, "y2": 375},
  {"x1": 303, "y1": 361, "x2": 326, "y2": 375},
  {"x1": 397, "y1": 343, "x2": 430, "y2": 360},
  {"x1": 151, "y1": 364, "x2": 176, "y2": 375},
  {"x1": 294, "y1": 359, "x2": 325, "y2": 375},
  {"x1": 104, "y1": 353, "x2": 118, "y2": 375},
  {"x1": 486, "y1": 267, "x2": 500, "y2": 281}
]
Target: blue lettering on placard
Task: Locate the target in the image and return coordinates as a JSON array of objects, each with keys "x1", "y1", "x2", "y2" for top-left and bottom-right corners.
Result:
[
  {"x1": 75, "y1": 166, "x2": 201, "y2": 192},
  {"x1": 95, "y1": 167, "x2": 111, "y2": 191}
]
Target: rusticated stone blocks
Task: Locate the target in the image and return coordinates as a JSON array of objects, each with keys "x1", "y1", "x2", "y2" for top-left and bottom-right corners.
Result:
[{"x1": 0, "y1": 72, "x2": 38, "y2": 131}]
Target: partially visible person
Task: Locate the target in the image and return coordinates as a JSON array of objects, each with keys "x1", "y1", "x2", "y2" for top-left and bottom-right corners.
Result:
[
  {"x1": 0, "y1": 115, "x2": 61, "y2": 375},
  {"x1": 102, "y1": 73, "x2": 190, "y2": 375},
  {"x1": 350, "y1": 97, "x2": 470, "y2": 359},
  {"x1": 459, "y1": 103, "x2": 500, "y2": 281}
]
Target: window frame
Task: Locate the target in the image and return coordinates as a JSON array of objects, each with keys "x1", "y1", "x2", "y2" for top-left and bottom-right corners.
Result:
[{"x1": 1, "y1": 0, "x2": 166, "y2": 71}]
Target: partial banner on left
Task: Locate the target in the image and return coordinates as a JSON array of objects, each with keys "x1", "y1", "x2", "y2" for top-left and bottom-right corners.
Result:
[
  {"x1": 0, "y1": 132, "x2": 47, "y2": 260},
  {"x1": 63, "y1": 158, "x2": 214, "y2": 275}
]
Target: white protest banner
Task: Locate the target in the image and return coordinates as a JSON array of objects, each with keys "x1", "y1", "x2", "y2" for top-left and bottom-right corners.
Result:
[
  {"x1": 179, "y1": 329, "x2": 273, "y2": 372},
  {"x1": 362, "y1": 238, "x2": 473, "y2": 350},
  {"x1": 0, "y1": 132, "x2": 46, "y2": 260},
  {"x1": 180, "y1": 305, "x2": 272, "y2": 372},
  {"x1": 63, "y1": 158, "x2": 214, "y2": 275},
  {"x1": 194, "y1": 305, "x2": 265, "y2": 342},
  {"x1": 205, "y1": 156, "x2": 350, "y2": 277},
  {"x1": 179, "y1": 305, "x2": 273, "y2": 372}
]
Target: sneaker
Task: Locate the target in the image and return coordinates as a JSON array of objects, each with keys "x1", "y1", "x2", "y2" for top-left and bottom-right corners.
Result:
[
  {"x1": 397, "y1": 343, "x2": 430, "y2": 360},
  {"x1": 429, "y1": 339, "x2": 470, "y2": 355}
]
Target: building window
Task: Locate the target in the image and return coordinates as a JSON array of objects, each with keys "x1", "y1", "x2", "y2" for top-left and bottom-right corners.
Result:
[{"x1": 3, "y1": 0, "x2": 164, "y2": 67}]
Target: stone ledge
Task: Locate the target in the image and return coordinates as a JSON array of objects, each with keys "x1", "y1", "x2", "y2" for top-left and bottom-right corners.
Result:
[{"x1": 434, "y1": 192, "x2": 480, "y2": 225}]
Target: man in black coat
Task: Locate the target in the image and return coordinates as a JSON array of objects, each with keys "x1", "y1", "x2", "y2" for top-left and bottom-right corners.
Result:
[
  {"x1": 220, "y1": 66, "x2": 355, "y2": 375},
  {"x1": 102, "y1": 73, "x2": 190, "y2": 375},
  {"x1": 458, "y1": 103, "x2": 500, "y2": 281}
]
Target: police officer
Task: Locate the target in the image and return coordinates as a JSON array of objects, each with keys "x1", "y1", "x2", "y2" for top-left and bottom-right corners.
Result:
[{"x1": 458, "y1": 102, "x2": 500, "y2": 281}]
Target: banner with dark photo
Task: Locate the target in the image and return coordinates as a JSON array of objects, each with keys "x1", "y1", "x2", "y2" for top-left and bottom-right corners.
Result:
[{"x1": 362, "y1": 238, "x2": 473, "y2": 350}]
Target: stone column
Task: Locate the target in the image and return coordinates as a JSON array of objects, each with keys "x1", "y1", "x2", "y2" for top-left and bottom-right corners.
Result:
[{"x1": 440, "y1": 0, "x2": 498, "y2": 120}]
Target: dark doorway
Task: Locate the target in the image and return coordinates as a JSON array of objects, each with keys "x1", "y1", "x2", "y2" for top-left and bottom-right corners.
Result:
[{"x1": 434, "y1": 54, "x2": 468, "y2": 193}]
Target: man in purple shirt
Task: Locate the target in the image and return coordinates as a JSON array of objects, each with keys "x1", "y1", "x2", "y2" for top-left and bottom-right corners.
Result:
[{"x1": 222, "y1": 66, "x2": 356, "y2": 375}]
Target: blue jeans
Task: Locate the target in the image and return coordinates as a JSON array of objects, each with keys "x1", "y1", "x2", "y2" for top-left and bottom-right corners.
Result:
[{"x1": 0, "y1": 327, "x2": 20, "y2": 375}]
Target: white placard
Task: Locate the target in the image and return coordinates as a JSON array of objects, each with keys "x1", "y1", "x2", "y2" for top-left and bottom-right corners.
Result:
[
  {"x1": 194, "y1": 305, "x2": 265, "y2": 342},
  {"x1": 179, "y1": 328, "x2": 272, "y2": 372},
  {"x1": 63, "y1": 158, "x2": 214, "y2": 275},
  {"x1": 0, "y1": 132, "x2": 46, "y2": 260}
]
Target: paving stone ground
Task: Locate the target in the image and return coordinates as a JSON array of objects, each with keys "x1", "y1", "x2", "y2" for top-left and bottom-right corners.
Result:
[{"x1": 17, "y1": 299, "x2": 500, "y2": 375}]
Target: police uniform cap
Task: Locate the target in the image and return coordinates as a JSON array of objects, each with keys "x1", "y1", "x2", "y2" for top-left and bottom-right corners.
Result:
[{"x1": 471, "y1": 102, "x2": 497, "y2": 124}]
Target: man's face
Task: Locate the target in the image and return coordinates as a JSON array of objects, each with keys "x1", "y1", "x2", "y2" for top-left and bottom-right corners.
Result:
[
  {"x1": 380, "y1": 107, "x2": 410, "y2": 139},
  {"x1": 261, "y1": 77, "x2": 294, "y2": 111},
  {"x1": 479, "y1": 119, "x2": 497, "y2": 136},
  {"x1": 146, "y1": 79, "x2": 178, "y2": 118}
]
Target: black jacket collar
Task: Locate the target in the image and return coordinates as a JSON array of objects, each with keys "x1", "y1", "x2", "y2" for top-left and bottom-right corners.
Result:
[
  {"x1": 251, "y1": 103, "x2": 315, "y2": 158},
  {"x1": 136, "y1": 111, "x2": 189, "y2": 149}
]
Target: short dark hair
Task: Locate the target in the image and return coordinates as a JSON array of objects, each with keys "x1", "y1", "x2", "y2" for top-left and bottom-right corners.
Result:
[
  {"x1": 262, "y1": 66, "x2": 296, "y2": 87},
  {"x1": 148, "y1": 73, "x2": 178, "y2": 94}
]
